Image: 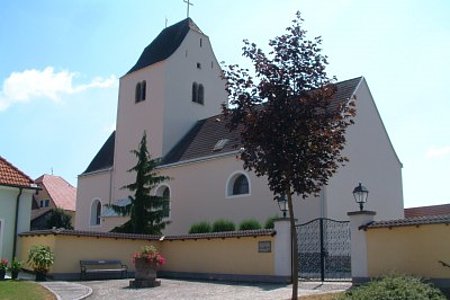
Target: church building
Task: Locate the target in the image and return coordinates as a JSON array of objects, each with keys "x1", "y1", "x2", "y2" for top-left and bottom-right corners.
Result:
[{"x1": 75, "y1": 18, "x2": 404, "y2": 234}]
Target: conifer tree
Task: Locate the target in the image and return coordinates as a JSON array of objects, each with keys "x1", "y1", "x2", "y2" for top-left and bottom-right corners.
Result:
[
  {"x1": 46, "y1": 208, "x2": 73, "y2": 230},
  {"x1": 222, "y1": 12, "x2": 355, "y2": 299},
  {"x1": 110, "y1": 131, "x2": 169, "y2": 234}
]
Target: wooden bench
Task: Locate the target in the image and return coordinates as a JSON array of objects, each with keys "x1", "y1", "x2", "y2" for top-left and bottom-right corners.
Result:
[{"x1": 80, "y1": 259, "x2": 128, "y2": 280}]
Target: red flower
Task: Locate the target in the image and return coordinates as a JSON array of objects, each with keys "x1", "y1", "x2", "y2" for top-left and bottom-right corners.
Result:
[{"x1": 132, "y1": 245, "x2": 166, "y2": 267}]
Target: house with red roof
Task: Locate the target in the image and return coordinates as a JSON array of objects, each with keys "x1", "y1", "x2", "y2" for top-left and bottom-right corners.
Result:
[
  {"x1": 31, "y1": 174, "x2": 76, "y2": 230},
  {"x1": 0, "y1": 156, "x2": 39, "y2": 261}
]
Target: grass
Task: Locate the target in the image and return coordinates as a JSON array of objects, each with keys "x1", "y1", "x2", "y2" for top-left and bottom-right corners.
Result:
[{"x1": 0, "y1": 280, "x2": 56, "y2": 300}]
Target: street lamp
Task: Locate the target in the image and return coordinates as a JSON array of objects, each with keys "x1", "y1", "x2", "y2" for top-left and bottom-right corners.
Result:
[
  {"x1": 276, "y1": 194, "x2": 288, "y2": 218},
  {"x1": 353, "y1": 182, "x2": 369, "y2": 211}
]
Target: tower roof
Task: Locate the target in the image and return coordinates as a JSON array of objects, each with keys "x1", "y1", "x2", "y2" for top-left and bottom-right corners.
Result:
[{"x1": 127, "y1": 18, "x2": 202, "y2": 75}]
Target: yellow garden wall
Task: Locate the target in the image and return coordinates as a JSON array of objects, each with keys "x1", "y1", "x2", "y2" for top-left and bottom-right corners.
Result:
[
  {"x1": 18, "y1": 230, "x2": 276, "y2": 281},
  {"x1": 160, "y1": 237, "x2": 274, "y2": 275},
  {"x1": 367, "y1": 223, "x2": 450, "y2": 278}
]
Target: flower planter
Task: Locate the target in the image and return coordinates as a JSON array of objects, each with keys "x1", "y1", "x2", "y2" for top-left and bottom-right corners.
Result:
[
  {"x1": 129, "y1": 257, "x2": 161, "y2": 288},
  {"x1": 0, "y1": 269, "x2": 5, "y2": 280}
]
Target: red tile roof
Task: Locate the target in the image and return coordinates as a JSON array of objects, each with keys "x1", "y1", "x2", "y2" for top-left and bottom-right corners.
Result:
[
  {"x1": 35, "y1": 174, "x2": 76, "y2": 211},
  {"x1": 0, "y1": 156, "x2": 35, "y2": 188},
  {"x1": 404, "y1": 204, "x2": 450, "y2": 218}
]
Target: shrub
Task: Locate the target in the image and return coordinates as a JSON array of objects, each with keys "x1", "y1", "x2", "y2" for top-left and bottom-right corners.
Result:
[
  {"x1": 239, "y1": 219, "x2": 262, "y2": 230},
  {"x1": 188, "y1": 221, "x2": 212, "y2": 234},
  {"x1": 212, "y1": 219, "x2": 236, "y2": 232},
  {"x1": 338, "y1": 275, "x2": 446, "y2": 300},
  {"x1": 27, "y1": 245, "x2": 55, "y2": 274},
  {"x1": 264, "y1": 215, "x2": 278, "y2": 229}
]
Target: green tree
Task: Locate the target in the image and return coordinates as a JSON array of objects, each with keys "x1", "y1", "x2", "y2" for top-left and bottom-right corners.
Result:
[
  {"x1": 222, "y1": 12, "x2": 355, "y2": 299},
  {"x1": 46, "y1": 208, "x2": 73, "y2": 229},
  {"x1": 110, "y1": 131, "x2": 169, "y2": 234}
]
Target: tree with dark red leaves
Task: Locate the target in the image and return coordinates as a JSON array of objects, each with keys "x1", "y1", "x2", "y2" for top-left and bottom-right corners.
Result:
[{"x1": 222, "y1": 11, "x2": 355, "y2": 299}]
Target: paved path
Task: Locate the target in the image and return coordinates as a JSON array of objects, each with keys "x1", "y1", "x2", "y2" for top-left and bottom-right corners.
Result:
[
  {"x1": 41, "y1": 278, "x2": 350, "y2": 300},
  {"x1": 40, "y1": 282, "x2": 93, "y2": 300}
]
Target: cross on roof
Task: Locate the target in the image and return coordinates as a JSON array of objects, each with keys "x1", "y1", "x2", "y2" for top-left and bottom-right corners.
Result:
[{"x1": 183, "y1": 0, "x2": 193, "y2": 18}]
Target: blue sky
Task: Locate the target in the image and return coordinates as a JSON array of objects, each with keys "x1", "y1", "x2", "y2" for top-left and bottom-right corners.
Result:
[{"x1": 1, "y1": 0, "x2": 449, "y2": 208}]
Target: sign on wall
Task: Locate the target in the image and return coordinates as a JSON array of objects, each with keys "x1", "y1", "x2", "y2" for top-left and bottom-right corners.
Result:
[{"x1": 258, "y1": 240, "x2": 272, "y2": 253}]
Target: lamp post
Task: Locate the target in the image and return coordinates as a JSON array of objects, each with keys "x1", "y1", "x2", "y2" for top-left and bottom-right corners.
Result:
[
  {"x1": 276, "y1": 194, "x2": 288, "y2": 218},
  {"x1": 352, "y1": 182, "x2": 369, "y2": 211}
]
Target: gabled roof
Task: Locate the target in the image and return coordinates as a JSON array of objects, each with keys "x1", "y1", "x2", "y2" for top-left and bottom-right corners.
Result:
[
  {"x1": 404, "y1": 203, "x2": 450, "y2": 218},
  {"x1": 82, "y1": 77, "x2": 362, "y2": 173},
  {"x1": 82, "y1": 131, "x2": 115, "y2": 174},
  {"x1": 127, "y1": 18, "x2": 202, "y2": 75},
  {"x1": 0, "y1": 156, "x2": 35, "y2": 189},
  {"x1": 162, "y1": 77, "x2": 362, "y2": 165},
  {"x1": 35, "y1": 174, "x2": 76, "y2": 211}
]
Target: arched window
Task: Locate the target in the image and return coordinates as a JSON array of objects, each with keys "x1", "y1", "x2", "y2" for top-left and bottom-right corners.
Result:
[
  {"x1": 198, "y1": 84, "x2": 204, "y2": 105},
  {"x1": 135, "y1": 82, "x2": 142, "y2": 103},
  {"x1": 90, "y1": 199, "x2": 102, "y2": 226},
  {"x1": 226, "y1": 172, "x2": 251, "y2": 197},
  {"x1": 192, "y1": 82, "x2": 198, "y2": 103},
  {"x1": 156, "y1": 185, "x2": 170, "y2": 218},
  {"x1": 141, "y1": 80, "x2": 146, "y2": 101},
  {"x1": 233, "y1": 174, "x2": 249, "y2": 195}
]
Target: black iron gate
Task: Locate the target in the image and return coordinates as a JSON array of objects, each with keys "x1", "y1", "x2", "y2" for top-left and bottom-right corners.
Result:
[{"x1": 296, "y1": 218, "x2": 351, "y2": 281}]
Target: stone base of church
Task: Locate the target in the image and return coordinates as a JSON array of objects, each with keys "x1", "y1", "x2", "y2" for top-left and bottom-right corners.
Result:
[{"x1": 129, "y1": 279, "x2": 161, "y2": 288}]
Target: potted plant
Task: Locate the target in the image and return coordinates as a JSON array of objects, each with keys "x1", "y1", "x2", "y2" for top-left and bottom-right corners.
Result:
[
  {"x1": 27, "y1": 245, "x2": 55, "y2": 281},
  {"x1": 8, "y1": 258, "x2": 22, "y2": 280},
  {"x1": 130, "y1": 245, "x2": 166, "y2": 288},
  {"x1": 0, "y1": 258, "x2": 7, "y2": 280}
]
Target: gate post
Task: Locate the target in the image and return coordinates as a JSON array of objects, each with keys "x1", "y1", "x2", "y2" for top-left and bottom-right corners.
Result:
[
  {"x1": 274, "y1": 218, "x2": 292, "y2": 280},
  {"x1": 347, "y1": 210, "x2": 376, "y2": 284}
]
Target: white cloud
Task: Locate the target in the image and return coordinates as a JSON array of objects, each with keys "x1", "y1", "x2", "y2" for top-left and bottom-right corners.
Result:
[
  {"x1": 0, "y1": 67, "x2": 117, "y2": 111},
  {"x1": 426, "y1": 146, "x2": 450, "y2": 159}
]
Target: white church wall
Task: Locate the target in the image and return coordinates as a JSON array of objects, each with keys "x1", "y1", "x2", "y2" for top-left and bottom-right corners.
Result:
[
  {"x1": 160, "y1": 154, "x2": 325, "y2": 235},
  {"x1": 75, "y1": 169, "x2": 112, "y2": 231},
  {"x1": 113, "y1": 63, "x2": 168, "y2": 204},
  {"x1": 325, "y1": 78, "x2": 404, "y2": 221},
  {"x1": 160, "y1": 155, "x2": 279, "y2": 234},
  {"x1": 163, "y1": 29, "x2": 228, "y2": 156}
]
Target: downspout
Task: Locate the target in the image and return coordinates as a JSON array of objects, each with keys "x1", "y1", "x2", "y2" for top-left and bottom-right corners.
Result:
[{"x1": 12, "y1": 187, "x2": 23, "y2": 258}]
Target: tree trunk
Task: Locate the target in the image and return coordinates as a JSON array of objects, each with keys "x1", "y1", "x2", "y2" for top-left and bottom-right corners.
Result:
[{"x1": 287, "y1": 189, "x2": 298, "y2": 300}]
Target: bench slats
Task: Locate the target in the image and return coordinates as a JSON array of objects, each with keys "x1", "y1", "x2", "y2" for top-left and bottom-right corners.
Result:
[{"x1": 80, "y1": 259, "x2": 128, "y2": 280}]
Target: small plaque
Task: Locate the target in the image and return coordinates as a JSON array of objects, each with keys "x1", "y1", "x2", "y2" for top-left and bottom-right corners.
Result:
[{"x1": 258, "y1": 240, "x2": 271, "y2": 253}]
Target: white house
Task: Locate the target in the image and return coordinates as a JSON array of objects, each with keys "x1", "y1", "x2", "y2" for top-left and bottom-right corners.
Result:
[
  {"x1": 0, "y1": 156, "x2": 38, "y2": 261},
  {"x1": 75, "y1": 18, "x2": 404, "y2": 234}
]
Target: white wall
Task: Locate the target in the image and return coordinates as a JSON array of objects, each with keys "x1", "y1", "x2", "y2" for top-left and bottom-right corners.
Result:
[
  {"x1": 159, "y1": 155, "x2": 324, "y2": 235},
  {"x1": 163, "y1": 29, "x2": 227, "y2": 155},
  {"x1": 75, "y1": 170, "x2": 112, "y2": 231},
  {"x1": 326, "y1": 78, "x2": 404, "y2": 221},
  {"x1": 0, "y1": 187, "x2": 33, "y2": 261}
]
